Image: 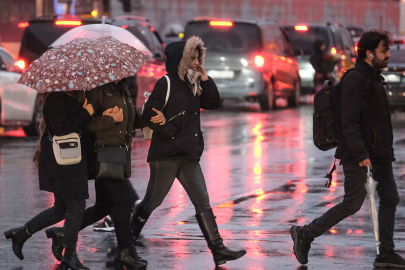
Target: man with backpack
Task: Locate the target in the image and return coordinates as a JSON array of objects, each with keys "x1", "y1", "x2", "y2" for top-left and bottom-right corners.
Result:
[{"x1": 291, "y1": 31, "x2": 405, "y2": 268}]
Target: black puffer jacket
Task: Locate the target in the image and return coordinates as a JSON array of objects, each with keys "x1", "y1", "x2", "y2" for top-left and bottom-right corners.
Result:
[
  {"x1": 335, "y1": 59, "x2": 394, "y2": 163},
  {"x1": 142, "y1": 37, "x2": 220, "y2": 162}
]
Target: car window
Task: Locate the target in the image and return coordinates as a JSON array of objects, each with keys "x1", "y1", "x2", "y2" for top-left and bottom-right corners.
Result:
[
  {"x1": 341, "y1": 29, "x2": 355, "y2": 57},
  {"x1": 280, "y1": 28, "x2": 294, "y2": 56},
  {"x1": 389, "y1": 43, "x2": 405, "y2": 62},
  {"x1": 284, "y1": 26, "x2": 331, "y2": 55},
  {"x1": 126, "y1": 25, "x2": 164, "y2": 58},
  {"x1": 262, "y1": 26, "x2": 277, "y2": 53},
  {"x1": 332, "y1": 29, "x2": 343, "y2": 51},
  {"x1": 0, "y1": 50, "x2": 17, "y2": 73},
  {"x1": 184, "y1": 22, "x2": 261, "y2": 53}
]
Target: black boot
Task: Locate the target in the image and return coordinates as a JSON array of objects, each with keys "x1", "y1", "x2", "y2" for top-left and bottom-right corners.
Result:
[
  {"x1": 374, "y1": 251, "x2": 405, "y2": 268},
  {"x1": 45, "y1": 227, "x2": 64, "y2": 261},
  {"x1": 4, "y1": 223, "x2": 32, "y2": 260},
  {"x1": 129, "y1": 206, "x2": 151, "y2": 247},
  {"x1": 195, "y1": 208, "x2": 246, "y2": 266},
  {"x1": 114, "y1": 248, "x2": 147, "y2": 269},
  {"x1": 290, "y1": 225, "x2": 313, "y2": 265},
  {"x1": 61, "y1": 248, "x2": 89, "y2": 270}
]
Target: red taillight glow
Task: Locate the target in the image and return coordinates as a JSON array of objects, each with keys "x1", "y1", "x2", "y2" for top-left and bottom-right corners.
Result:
[
  {"x1": 210, "y1": 21, "x2": 233, "y2": 27},
  {"x1": 18, "y1": 22, "x2": 29, "y2": 28},
  {"x1": 295, "y1": 25, "x2": 308, "y2": 31},
  {"x1": 55, "y1": 20, "x2": 82, "y2": 26},
  {"x1": 15, "y1": 60, "x2": 26, "y2": 70},
  {"x1": 121, "y1": 25, "x2": 128, "y2": 29},
  {"x1": 150, "y1": 27, "x2": 155, "y2": 32},
  {"x1": 331, "y1": 47, "x2": 337, "y2": 55},
  {"x1": 254, "y1": 55, "x2": 265, "y2": 68}
]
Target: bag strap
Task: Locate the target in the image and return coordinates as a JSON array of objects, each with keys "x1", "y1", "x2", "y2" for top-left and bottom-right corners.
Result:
[{"x1": 163, "y1": 75, "x2": 171, "y2": 110}]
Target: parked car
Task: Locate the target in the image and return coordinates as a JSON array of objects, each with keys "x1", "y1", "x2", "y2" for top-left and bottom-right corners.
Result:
[
  {"x1": 111, "y1": 16, "x2": 166, "y2": 109},
  {"x1": 0, "y1": 46, "x2": 38, "y2": 135},
  {"x1": 284, "y1": 23, "x2": 356, "y2": 94},
  {"x1": 184, "y1": 19, "x2": 300, "y2": 111},
  {"x1": 382, "y1": 35, "x2": 405, "y2": 111},
  {"x1": 346, "y1": 25, "x2": 364, "y2": 44}
]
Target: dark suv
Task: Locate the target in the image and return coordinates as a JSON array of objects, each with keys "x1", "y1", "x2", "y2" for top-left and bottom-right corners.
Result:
[
  {"x1": 184, "y1": 19, "x2": 300, "y2": 111},
  {"x1": 284, "y1": 23, "x2": 356, "y2": 94}
]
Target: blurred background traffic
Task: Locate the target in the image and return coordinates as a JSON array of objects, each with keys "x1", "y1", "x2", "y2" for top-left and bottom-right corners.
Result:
[{"x1": 0, "y1": 0, "x2": 405, "y2": 136}]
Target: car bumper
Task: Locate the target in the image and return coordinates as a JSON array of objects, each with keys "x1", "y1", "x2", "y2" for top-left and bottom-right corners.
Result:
[{"x1": 213, "y1": 70, "x2": 264, "y2": 99}]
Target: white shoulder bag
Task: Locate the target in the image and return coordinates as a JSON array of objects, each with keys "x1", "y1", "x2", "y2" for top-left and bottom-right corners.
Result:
[
  {"x1": 143, "y1": 75, "x2": 171, "y2": 141},
  {"x1": 51, "y1": 132, "x2": 82, "y2": 165}
]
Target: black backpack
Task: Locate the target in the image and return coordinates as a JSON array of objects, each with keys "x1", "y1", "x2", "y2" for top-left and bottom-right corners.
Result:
[{"x1": 313, "y1": 67, "x2": 365, "y2": 151}]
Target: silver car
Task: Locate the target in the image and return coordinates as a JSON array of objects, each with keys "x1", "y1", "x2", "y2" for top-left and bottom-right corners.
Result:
[
  {"x1": 184, "y1": 19, "x2": 300, "y2": 111},
  {"x1": 0, "y1": 47, "x2": 39, "y2": 135}
]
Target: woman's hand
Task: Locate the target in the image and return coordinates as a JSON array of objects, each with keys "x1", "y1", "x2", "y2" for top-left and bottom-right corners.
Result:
[
  {"x1": 83, "y1": 99, "x2": 94, "y2": 116},
  {"x1": 103, "y1": 106, "x2": 123, "y2": 122},
  {"x1": 196, "y1": 65, "x2": 209, "y2": 81},
  {"x1": 151, "y1": 108, "x2": 166, "y2": 125}
]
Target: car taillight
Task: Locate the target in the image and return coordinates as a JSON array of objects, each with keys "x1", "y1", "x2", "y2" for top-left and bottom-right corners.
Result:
[
  {"x1": 254, "y1": 55, "x2": 265, "y2": 68},
  {"x1": 210, "y1": 21, "x2": 233, "y2": 27},
  {"x1": 150, "y1": 27, "x2": 155, "y2": 32},
  {"x1": 121, "y1": 25, "x2": 128, "y2": 29},
  {"x1": 15, "y1": 59, "x2": 26, "y2": 70},
  {"x1": 331, "y1": 47, "x2": 337, "y2": 55},
  {"x1": 355, "y1": 45, "x2": 358, "y2": 52},
  {"x1": 55, "y1": 20, "x2": 82, "y2": 26},
  {"x1": 294, "y1": 25, "x2": 308, "y2": 31},
  {"x1": 18, "y1": 22, "x2": 29, "y2": 28}
]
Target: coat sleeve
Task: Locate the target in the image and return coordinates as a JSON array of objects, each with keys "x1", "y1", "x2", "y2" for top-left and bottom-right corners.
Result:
[
  {"x1": 134, "y1": 112, "x2": 148, "y2": 129},
  {"x1": 310, "y1": 55, "x2": 327, "y2": 75},
  {"x1": 86, "y1": 88, "x2": 116, "y2": 132},
  {"x1": 340, "y1": 72, "x2": 369, "y2": 163},
  {"x1": 199, "y1": 77, "x2": 221, "y2": 110},
  {"x1": 46, "y1": 92, "x2": 91, "y2": 136},
  {"x1": 142, "y1": 77, "x2": 177, "y2": 139}
]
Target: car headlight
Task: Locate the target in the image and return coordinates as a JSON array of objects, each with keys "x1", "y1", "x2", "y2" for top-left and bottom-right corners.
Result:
[
  {"x1": 299, "y1": 70, "x2": 314, "y2": 79},
  {"x1": 383, "y1": 74, "x2": 400, "y2": 83}
]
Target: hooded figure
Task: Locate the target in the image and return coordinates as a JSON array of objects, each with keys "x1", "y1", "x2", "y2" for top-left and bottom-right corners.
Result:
[
  {"x1": 310, "y1": 39, "x2": 333, "y2": 91},
  {"x1": 130, "y1": 36, "x2": 246, "y2": 266}
]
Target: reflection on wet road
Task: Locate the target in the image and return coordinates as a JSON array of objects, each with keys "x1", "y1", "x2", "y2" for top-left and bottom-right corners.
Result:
[{"x1": 1, "y1": 106, "x2": 405, "y2": 269}]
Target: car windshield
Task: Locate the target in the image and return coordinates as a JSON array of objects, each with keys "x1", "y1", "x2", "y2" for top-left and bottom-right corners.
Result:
[
  {"x1": 389, "y1": 42, "x2": 405, "y2": 62},
  {"x1": 184, "y1": 22, "x2": 261, "y2": 53},
  {"x1": 125, "y1": 25, "x2": 164, "y2": 57},
  {"x1": 284, "y1": 26, "x2": 330, "y2": 55}
]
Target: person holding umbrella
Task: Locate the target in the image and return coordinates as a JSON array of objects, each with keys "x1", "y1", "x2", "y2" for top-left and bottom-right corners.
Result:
[
  {"x1": 129, "y1": 36, "x2": 246, "y2": 266},
  {"x1": 291, "y1": 31, "x2": 405, "y2": 268}
]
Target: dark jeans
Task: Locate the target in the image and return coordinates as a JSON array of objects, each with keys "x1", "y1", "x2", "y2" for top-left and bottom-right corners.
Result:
[
  {"x1": 27, "y1": 193, "x2": 85, "y2": 249},
  {"x1": 110, "y1": 179, "x2": 139, "y2": 221},
  {"x1": 139, "y1": 159, "x2": 211, "y2": 214},
  {"x1": 305, "y1": 160, "x2": 399, "y2": 253},
  {"x1": 80, "y1": 179, "x2": 132, "y2": 249}
]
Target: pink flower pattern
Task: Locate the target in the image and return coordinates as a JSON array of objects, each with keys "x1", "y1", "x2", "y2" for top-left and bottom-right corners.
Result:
[{"x1": 18, "y1": 36, "x2": 149, "y2": 93}]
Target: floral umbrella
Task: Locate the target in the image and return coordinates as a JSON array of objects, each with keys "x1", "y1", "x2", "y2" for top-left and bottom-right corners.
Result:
[{"x1": 18, "y1": 36, "x2": 149, "y2": 93}]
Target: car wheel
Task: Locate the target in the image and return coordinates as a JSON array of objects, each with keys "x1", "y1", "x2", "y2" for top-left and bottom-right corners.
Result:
[
  {"x1": 259, "y1": 82, "x2": 275, "y2": 112},
  {"x1": 288, "y1": 81, "x2": 301, "y2": 108},
  {"x1": 23, "y1": 97, "x2": 43, "y2": 136}
]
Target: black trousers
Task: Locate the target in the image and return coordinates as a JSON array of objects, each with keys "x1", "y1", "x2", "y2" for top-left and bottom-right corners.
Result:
[
  {"x1": 139, "y1": 159, "x2": 211, "y2": 214},
  {"x1": 80, "y1": 179, "x2": 132, "y2": 249},
  {"x1": 27, "y1": 193, "x2": 85, "y2": 249},
  {"x1": 305, "y1": 161, "x2": 399, "y2": 253}
]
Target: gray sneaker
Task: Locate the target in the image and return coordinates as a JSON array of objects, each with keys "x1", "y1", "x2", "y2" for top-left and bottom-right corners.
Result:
[{"x1": 93, "y1": 216, "x2": 115, "y2": 232}]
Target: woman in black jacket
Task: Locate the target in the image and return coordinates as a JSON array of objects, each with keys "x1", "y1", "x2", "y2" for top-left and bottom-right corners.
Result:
[
  {"x1": 4, "y1": 91, "x2": 94, "y2": 270},
  {"x1": 129, "y1": 36, "x2": 246, "y2": 266}
]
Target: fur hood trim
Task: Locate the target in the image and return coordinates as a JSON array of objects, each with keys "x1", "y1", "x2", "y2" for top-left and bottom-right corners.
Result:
[{"x1": 178, "y1": 36, "x2": 206, "y2": 81}]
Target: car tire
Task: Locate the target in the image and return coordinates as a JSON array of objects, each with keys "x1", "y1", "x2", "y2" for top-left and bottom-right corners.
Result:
[
  {"x1": 288, "y1": 81, "x2": 301, "y2": 108},
  {"x1": 23, "y1": 97, "x2": 43, "y2": 137},
  {"x1": 259, "y1": 82, "x2": 275, "y2": 112}
]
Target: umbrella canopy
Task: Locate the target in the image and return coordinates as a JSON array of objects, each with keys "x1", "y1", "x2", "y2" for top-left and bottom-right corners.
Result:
[
  {"x1": 50, "y1": 23, "x2": 152, "y2": 56},
  {"x1": 365, "y1": 165, "x2": 380, "y2": 255},
  {"x1": 18, "y1": 36, "x2": 149, "y2": 93}
]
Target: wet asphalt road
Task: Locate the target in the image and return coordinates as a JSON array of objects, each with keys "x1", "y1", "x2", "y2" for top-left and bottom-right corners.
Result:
[{"x1": 2, "y1": 105, "x2": 405, "y2": 270}]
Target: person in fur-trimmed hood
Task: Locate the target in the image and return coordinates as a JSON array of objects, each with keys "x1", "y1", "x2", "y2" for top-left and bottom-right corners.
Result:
[{"x1": 130, "y1": 36, "x2": 246, "y2": 266}]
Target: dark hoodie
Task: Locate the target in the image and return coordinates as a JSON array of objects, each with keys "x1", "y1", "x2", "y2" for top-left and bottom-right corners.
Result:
[
  {"x1": 142, "y1": 37, "x2": 220, "y2": 161},
  {"x1": 310, "y1": 39, "x2": 329, "y2": 86}
]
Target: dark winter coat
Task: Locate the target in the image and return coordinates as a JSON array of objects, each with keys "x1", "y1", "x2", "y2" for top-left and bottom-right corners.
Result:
[
  {"x1": 335, "y1": 59, "x2": 395, "y2": 163},
  {"x1": 86, "y1": 81, "x2": 146, "y2": 178},
  {"x1": 142, "y1": 37, "x2": 220, "y2": 162},
  {"x1": 38, "y1": 92, "x2": 92, "y2": 199}
]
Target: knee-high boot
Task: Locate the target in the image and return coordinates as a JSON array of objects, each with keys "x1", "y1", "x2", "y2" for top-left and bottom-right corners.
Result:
[{"x1": 195, "y1": 208, "x2": 246, "y2": 266}]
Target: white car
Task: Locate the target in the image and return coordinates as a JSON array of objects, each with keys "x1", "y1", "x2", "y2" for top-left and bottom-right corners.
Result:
[{"x1": 0, "y1": 47, "x2": 39, "y2": 136}]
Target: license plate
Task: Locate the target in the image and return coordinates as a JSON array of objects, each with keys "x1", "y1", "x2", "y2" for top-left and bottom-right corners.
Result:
[{"x1": 207, "y1": 70, "x2": 234, "y2": 79}]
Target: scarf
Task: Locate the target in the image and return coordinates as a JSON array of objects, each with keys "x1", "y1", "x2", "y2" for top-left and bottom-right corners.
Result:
[{"x1": 187, "y1": 69, "x2": 201, "y2": 96}]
